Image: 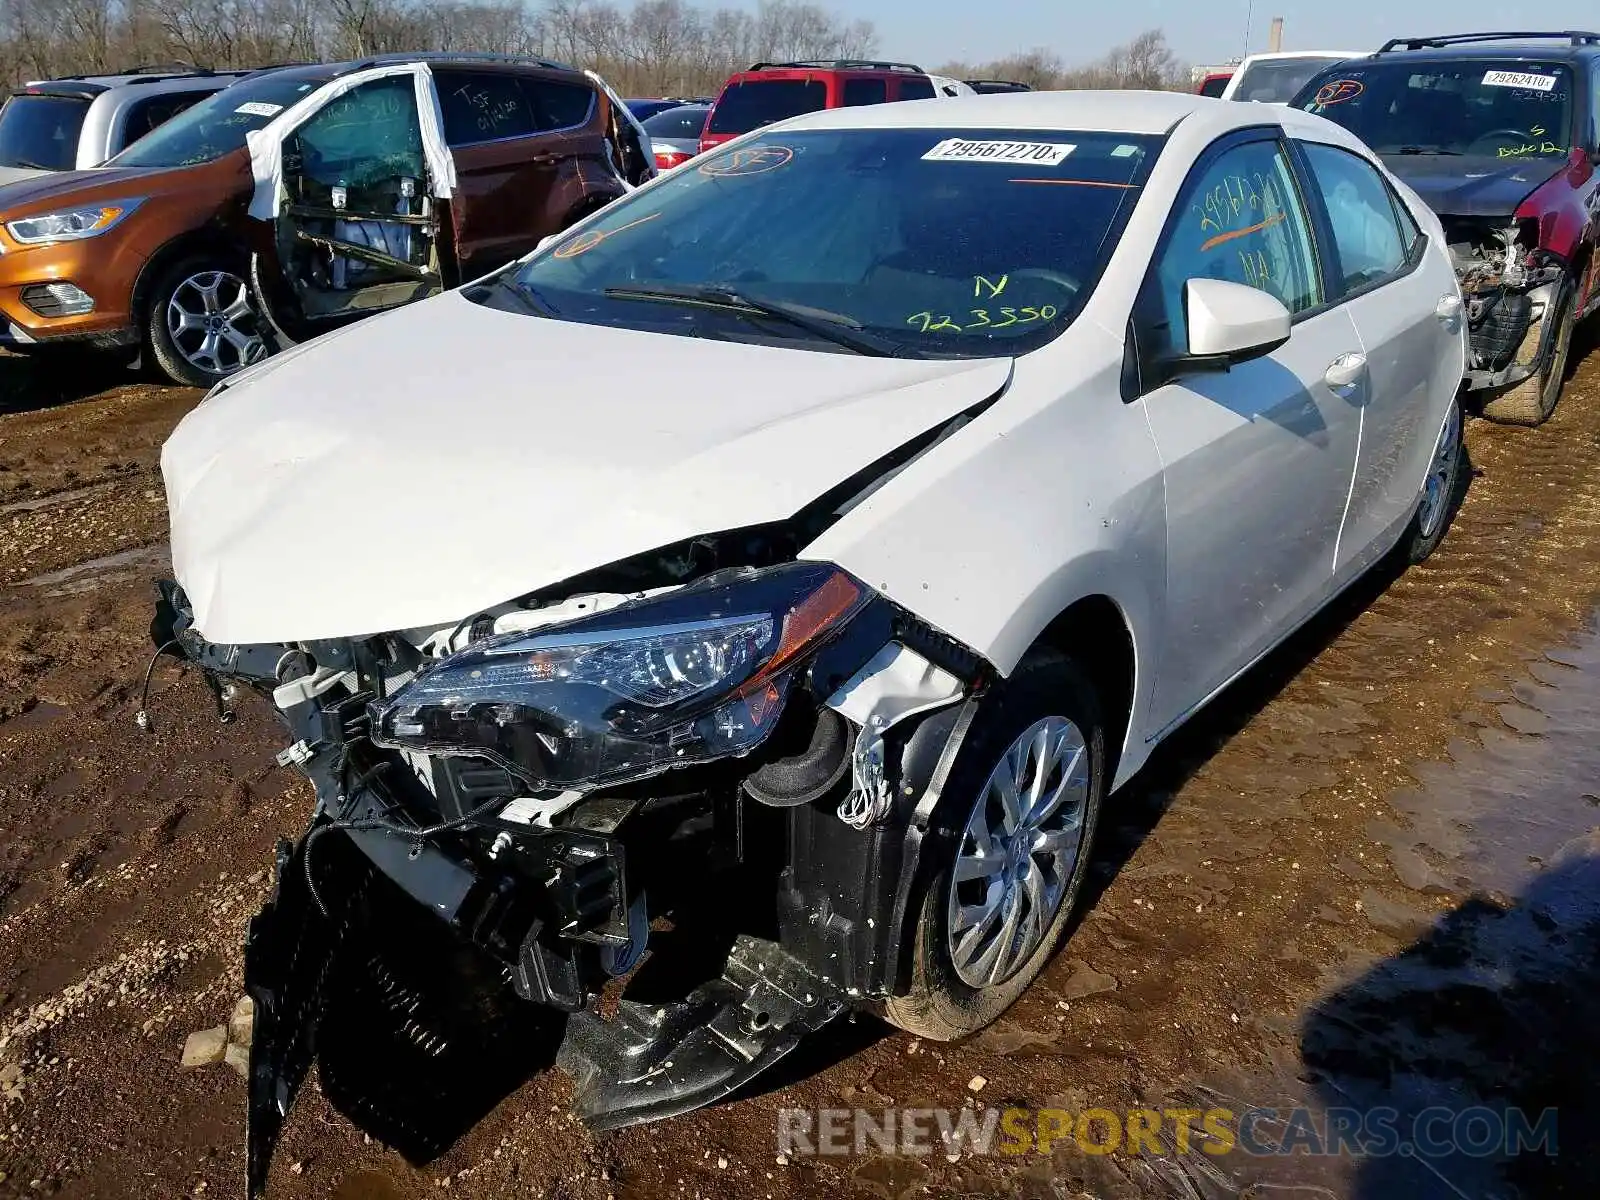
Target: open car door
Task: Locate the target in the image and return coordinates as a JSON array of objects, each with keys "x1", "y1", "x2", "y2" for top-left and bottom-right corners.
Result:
[{"x1": 247, "y1": 64, "x2": 457, "y2": 338}]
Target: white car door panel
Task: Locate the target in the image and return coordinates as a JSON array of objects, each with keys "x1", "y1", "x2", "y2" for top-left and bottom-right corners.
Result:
[
  {"x1": 1143, "y1": 303, "x2": 1364, "y2": 731},
  {"x1": 1296, "y1": 140, "x2": 1464, "y2": 575},
  {"x1": 1132, "y1": 133, "x2": 1364, "y2": 734}
]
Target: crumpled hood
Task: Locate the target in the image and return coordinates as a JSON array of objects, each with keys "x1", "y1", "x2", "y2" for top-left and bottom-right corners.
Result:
[
  {"x1": 163, "y1": 291, "x2": 1012, "y2": 644},
  {"x1": 1381, "y1": 154, "x2": 1564, "y2": 220}
]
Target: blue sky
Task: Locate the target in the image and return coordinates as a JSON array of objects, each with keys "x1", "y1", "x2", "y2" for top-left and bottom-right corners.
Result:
[{"x1": 816, "y1": 1, "x2": 1600, "y2": 70}]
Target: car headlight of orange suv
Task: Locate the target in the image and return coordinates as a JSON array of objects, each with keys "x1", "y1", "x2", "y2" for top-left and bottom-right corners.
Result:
[{"x1": 5, "y1": 199, "x2": 144, "y2": 246}]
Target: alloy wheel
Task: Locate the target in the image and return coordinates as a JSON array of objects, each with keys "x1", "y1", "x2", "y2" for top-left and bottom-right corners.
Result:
[
  {"x1": 166, "y1": 269, "x2": 264, "y2": 378},
  {"x1": 947, "y1": 716, "x2": 1089, "y2": 988},
  {"x1": 1415, "y1": 400, "x2": 1461, "y2": 541}
]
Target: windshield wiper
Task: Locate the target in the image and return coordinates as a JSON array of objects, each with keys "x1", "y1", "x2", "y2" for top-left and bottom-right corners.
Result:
[
  {"x1": 6, "y1": 159, "x2": 52, "y2": 170},
  {"x1": 1392, "y1": 146, "x2": 1463, "y2": 156},
  {"x1": 602, "y1": 284, "x2": 908, "y2": 357}
]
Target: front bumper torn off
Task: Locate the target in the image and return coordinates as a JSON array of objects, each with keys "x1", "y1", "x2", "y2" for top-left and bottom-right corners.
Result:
[{"x1": 244, "y1": 822, "x2": 845, "y2": 1195}]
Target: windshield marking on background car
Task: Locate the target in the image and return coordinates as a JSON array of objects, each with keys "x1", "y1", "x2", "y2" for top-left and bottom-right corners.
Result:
[
  {"x1": 1313, "y1": 79, "x2": 1364, "y2": 106},
  {"x1": 1481, "y1": 69, "x2": 1558, "y2": 92},
  {"x1": 698, "y1": 145, "x2": 794, "y2": 176}
]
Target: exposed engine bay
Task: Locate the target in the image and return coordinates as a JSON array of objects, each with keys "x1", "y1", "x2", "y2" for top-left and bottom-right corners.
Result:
[
  {"x1": 1444, "y1": 215, "x2": 1565, "y2": 388},
  {"x1": 148, "y1": 503, "x2": 992, "y2": 1195}
]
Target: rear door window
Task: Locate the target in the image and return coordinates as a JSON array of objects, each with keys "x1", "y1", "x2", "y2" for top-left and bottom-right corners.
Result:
[
  {"x1": 120, "y1": 92, "x2": 214, "y2": 150},
  {"x1": 0, "y1": 93, "x2": 90, "y2": 170},
  {"x1": 436, "y1": 71, "x2": 538, "y2": 146},
  {"x1": 1300, "y1": 142, "x2": 1409, "y2": 293},
  {"x1": 520, "y1": 79, "x2": 597, "y2": 132},
  {"x1": 842, "y1": 78, "x2": 887, "y2": 107},
  {"x1": 707, "y1": 80, "x2": 827, "y2": 135}
]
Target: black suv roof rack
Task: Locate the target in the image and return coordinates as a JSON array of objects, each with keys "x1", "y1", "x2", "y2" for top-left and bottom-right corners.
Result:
[
  {"x1": 965, "y1": 79, "x2": 1032, "y2": 89},
  {"x1": 749, "y1": 59, "x2": 925, "y2": 74},
  {"x1": 1378, "y1": 31, "x2": 1600, "y2": 53}
]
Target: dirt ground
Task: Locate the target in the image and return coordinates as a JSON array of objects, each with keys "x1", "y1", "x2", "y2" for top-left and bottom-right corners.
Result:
[{"x1": 1, "y1": 331, "x2": 1599, "y2": 1200}]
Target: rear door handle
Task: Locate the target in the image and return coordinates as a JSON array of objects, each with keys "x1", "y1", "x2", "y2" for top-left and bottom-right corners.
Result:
[
  {"x1": 1324, "y1": 352, "x2": 1368, "y2": 391},
  {"x1": 1436, "y1": 294, "x2": 1463, "y2": 322}
]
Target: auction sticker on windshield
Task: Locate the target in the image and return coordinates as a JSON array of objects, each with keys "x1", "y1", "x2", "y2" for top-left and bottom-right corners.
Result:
[
  {"x1": 235, "y1": 101, "x2": 284, "y2": 117},
  {"x1": 1482, "y1": 70, "x2": 1558, "y2": 92},
  {"x1": 923, "y1": 139, "x2": 1076, "y2": 165}
]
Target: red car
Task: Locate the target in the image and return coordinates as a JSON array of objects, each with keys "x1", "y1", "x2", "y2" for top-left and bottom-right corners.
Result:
[
  {"x1": 700, "y1": 60, "x2": 939, "y2": 154},
  {"x1": 1294, "y1": 31, "x2": 1600, "y2": 425},
  {"x1": 1196, "y1": 70, "x2": 1234, "y2": 97}
]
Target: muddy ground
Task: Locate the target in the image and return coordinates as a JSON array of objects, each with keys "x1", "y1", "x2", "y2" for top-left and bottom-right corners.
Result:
[{"x1": 1, "y1": 333, "x2": 1598, "y2": 1200}]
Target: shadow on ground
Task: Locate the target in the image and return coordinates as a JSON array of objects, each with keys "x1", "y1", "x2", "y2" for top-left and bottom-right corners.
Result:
[
  {"x1": 0, "y1": 349, "x2": 141, "y2": 415},
  {"x1": 1301, "y1": 850, "x2": 1600, "y2": 1198}
]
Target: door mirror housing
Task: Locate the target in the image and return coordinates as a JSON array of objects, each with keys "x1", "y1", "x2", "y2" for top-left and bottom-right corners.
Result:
[
  {"x1": 1185, "y1": 277, "x2": 1292, "y2": 362},
  {"x1": 1141, "y1": 278, "x2": 1293, "y2": 391}
]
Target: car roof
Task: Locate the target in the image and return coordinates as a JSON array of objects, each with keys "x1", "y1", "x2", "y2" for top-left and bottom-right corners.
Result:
[
  {"x1": 776, "y1": 89, "x2": 1217, "y2": 136},
  {"x1": 1353, "y1": 31, "x2": 1600, "y2": 63},
  {"x1": 1237, "y1": 51, "x2": 1365, "y2": 67}
]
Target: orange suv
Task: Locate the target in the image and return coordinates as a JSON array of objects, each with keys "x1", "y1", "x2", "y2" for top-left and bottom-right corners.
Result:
[
  {"x1": 0, "y1": 55, "x2": 649, "y2": 386},
  {"x1": 699, "y1": 60, "x2": 939, "y2": 154}
]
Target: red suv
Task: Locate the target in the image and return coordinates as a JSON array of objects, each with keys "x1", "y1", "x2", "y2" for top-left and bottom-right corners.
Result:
[
  {"x1": 1294, "y1": 32, "x2": 1600, "y2": 425},
  {"x1": 700, "y1": 60, "x2": 938, "y2": 154}
]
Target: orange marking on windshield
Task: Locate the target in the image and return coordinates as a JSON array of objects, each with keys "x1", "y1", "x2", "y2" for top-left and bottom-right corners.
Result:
[
  {"x1": 1199, "y1": 211, "x2": 1285, "y2": 252},
  {"x1": 551, "y1": 211, "x2": 662, "y2": 259},
  {"x1": 1008, "y1": 178, "x2": 1140, "y2": 188}
]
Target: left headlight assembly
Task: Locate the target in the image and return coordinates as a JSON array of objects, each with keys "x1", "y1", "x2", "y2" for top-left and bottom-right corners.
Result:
[
  {"x1": 5, "y1": 199, "x2": 143, "y2": 245},
  {"x1": 370, "y1": 563, "x2": 872, "y2": 791}
]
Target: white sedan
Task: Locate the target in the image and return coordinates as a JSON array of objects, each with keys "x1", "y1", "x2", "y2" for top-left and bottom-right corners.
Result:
[{"x1": 155, "y1": 90, "x2": 1466, "y2": 1165}]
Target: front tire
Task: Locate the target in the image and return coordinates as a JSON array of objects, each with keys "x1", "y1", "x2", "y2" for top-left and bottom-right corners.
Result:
[
  {"x1": 884, "y1": 651, "x2": 1105, "y2": 1041},
  {"x1": 1481, "y1": 289, "x2": 1576, "y2": 427},
  {"x1": 144, "y1": 254, "x2": 266, "y2": 388}
]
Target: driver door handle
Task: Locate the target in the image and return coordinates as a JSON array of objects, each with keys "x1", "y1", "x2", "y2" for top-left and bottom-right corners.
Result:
[
  {"x1": 1324, "y1": 352, "x2": 1368, "y2": 392},
  {"x1": 1436, "y1": 294, "x2": 1463, "y2": 322}
]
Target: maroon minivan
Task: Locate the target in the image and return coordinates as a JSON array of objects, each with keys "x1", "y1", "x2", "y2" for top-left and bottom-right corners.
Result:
[{"x1": 700, "y1": 60, "x2": 938, "y2": 154}]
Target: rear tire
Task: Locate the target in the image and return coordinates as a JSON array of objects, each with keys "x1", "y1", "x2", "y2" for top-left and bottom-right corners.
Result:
[
  {"x1": 1397, "y1": 398, "x2": 1465, "y2": 565},
  {"x1": 1481, "y1": 289, "x2": 1576, "y2": 427},
  {"x1": 884, "y1": 650, "x2": 1105, "y2": 1041},
  {"x1": 144, "y1": 254, "x2": 266, "y2": 388}
]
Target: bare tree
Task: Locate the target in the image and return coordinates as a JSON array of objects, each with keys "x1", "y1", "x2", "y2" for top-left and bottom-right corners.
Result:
[{"x1": 941, "y1": 28, "x2": 1189, "y2": 92}]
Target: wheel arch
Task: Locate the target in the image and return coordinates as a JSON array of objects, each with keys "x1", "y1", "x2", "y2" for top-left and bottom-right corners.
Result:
[
  {"x1": 130, "y1": 225, "x2": 251, "y2": 331},
  {"x1": 1028, "y1": 593, "x2": 1140, "y2": 789}
]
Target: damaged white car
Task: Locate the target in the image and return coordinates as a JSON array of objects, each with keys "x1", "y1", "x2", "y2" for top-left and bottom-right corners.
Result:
[{"x1": 149, "y1": 91, "x2": 1467, "y2": 1192}]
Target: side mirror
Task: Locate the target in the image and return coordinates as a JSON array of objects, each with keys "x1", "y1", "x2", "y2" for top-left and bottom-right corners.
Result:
[{"x1": 1185, "y1": 277, "x2": 1292, "y2": 362}]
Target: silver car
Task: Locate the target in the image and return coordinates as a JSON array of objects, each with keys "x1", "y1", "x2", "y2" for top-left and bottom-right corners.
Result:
[
  {"x1": 0, "y1": 65, "x2": 255, "y2": 186},
  {"x1": 641, "y1": 101, "x2": 710, "y2": 169}
]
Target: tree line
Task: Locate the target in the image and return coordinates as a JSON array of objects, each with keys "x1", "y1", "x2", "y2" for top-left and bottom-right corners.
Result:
[{"x1": 0, "y1": 0, "x2": 1187, "y2": 100}]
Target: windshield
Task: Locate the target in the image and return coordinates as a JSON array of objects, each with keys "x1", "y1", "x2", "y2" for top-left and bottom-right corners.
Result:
[
  {"x1": 707, "y1": 80, "x2": 827, "y2": 135},
  {"x1": 476, "y1": 127, "x2": 1161, "y2": 359},
  {"x1": 643, "y1": 105, "x2": 709, "y2": 139},
  {"x1": 1295, "y1": 60, "x2": 1573, "y2": 158},
  {"x1": 1235, "y1": 57, "x2": 1348, "y2": 103},
  {"x1": 0, "y1": 94, "x2": 89, "y2": 170},
  {"x1": 110, "y1": 72, "x2": 328, "y2": 169}
]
